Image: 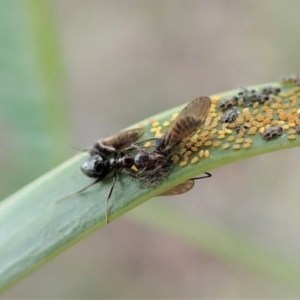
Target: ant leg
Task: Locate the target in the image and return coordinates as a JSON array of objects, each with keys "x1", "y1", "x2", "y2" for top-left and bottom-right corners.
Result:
[
  {"x1": 119, "y1": 144, "x2": 150, "y2": 157},
  {"x1": 76, "y1": 178, "x2": 101, "y2": 193},
  {"x1": 106, "y1": 169, "x2": 118, "y2": 224},
  {"x1": 131, "y1": 137, "x2": 157, "y2": 146},
  {"x1": 123, "y1": 138, "x2": 157, "y2": 152},
  {"x1": 137, "y1": 166, "x2": 172, "y2": 187},
  {"x1": 173, "y1": 151, "x2": 188, "y2": 161},
  {"x1": 136, "y1": 166, "x2": 148, "y2": 176},
  {"x1": 191, "y1": 172, "x2": 212, "y2": 180},
  {"x1": 56, "y1": 178, "x2": 101, "y2": 203},
  {"x1": 137, "y1": 165, "x2": 171, "y2": 178},
  {"x1": 121, "y1": 169, "x2": 151, "y2": 186}
]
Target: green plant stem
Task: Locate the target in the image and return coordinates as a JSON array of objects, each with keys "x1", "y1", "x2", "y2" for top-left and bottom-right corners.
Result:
[{"x1": 1, "y1": 83, "x2": 300, "y2": 292}]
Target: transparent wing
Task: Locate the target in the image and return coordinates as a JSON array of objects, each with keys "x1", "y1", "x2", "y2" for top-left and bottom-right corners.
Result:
[
  {"x1": 162, "y1": 97, "x2": 211, "y2": 150},
  {"x1": 159, "y1": 180, "x2": 195, "y2": 196},
  {"x1": 99, "y1": 127, "x2": 145, "y2": 150}
]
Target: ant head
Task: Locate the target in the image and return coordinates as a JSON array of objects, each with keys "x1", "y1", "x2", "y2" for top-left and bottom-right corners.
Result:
[
  {"x1": 154, "y1": 138, "x2": 166, "y2": 152},
  {"x1": 154, "y1": 138, "x2": 170, "y2": 155},
  {"x1": 81, "y1": 154, "x2": 109, "y2": 179}
]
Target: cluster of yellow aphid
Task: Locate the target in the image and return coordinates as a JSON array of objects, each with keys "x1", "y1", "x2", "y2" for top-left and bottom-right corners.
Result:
[{"x1": 146, "y1": 75, "x2": 300, "y2": 168}]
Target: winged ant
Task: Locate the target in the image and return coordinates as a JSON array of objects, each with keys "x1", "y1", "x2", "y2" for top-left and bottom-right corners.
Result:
[{"x1": 60, "y1": 97, "x2": 212, "y2": 223}]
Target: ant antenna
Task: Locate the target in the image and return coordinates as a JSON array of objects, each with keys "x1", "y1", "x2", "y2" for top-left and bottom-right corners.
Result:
[{"x1": 56, "y1": 178, "x2": 100, "y2": 203}]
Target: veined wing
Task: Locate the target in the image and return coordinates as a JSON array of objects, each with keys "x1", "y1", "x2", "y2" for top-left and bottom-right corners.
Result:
[
  {"x1": 91, "y1": 127, "x2": 144, "y2": 154},
  {"x1": 162, "y1": 97, "x2": 211, "y2": 151},
  {"x1": 159, "y1": 180, "x2": 195, "y2": 196},
  {"x1": 158, "y1": 172, "x2": 211, "y2": 196},
  {"x1": 101, "y1": 127, "x2": 145, "y2": 149}
]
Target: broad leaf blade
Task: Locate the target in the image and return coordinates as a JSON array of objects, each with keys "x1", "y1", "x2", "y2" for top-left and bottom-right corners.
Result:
[{"x1": 1, "y1": 83, "x2": 300, "y2": 291}]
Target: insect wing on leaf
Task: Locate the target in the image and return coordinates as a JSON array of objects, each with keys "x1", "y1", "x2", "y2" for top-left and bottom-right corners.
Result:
[
  {"x1": 162, "y1": 97, "x2": 211, "y2": 151},
  {"x1": 159, "y1": 180, "x2": 195, "y2": 196},
  {"x1": 91, "y1": 127, "x2": 145, "y2": 155},
  {"x1": 100, "y1": 127, "x2": 145, "y2": 150}
]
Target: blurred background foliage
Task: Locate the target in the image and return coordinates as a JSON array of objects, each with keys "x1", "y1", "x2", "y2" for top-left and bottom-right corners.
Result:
[{"x1": 2, "y1": 0, "x2": 300, "y2": 298}]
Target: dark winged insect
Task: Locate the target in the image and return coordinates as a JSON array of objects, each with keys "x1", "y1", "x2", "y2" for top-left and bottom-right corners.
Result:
[
  {"x1": 89, "y1": 128, "x2": 145, "y2": 157},
  {"x1": 261, "y1": 86, "x2": 281, "y2": 96},
  {"x1": 280, "y1": 74, "x2": 299, "y2": 85},
  {"x1": 221, "y1": 107, "x2": 239, "y2": 124},
  {"x1": 236, "y1": 87, "x2": 271, "y2": 106},
  {"x1": 61, "y1": 97, "x2": 212, "y2": 223},
  {"x1": 153, "y1": 97, "x2": 211, "y2": 155},
  {"x1": 255, "y1": 94, "x2": 270, "y2": 104},
  {"x1": 235, "y1": 124, "x2": 249, "y2": 133},
  {"x1": 237, "y1": 88, "x2": 257, "y2": 107},
  {"x1": 262, "y1": 126, "x2": 283, "y2": 141},
  {"x1": 132, "y1": 96, "x2": 212, "y2": 184},
  {"x1": 218, "y1": 96, "x2": 238, "y2": 111}
]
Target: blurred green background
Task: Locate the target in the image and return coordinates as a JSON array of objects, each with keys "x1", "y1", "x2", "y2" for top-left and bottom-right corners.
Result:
[{"x1": 2, "y1": 0, "x2": 300, "y2": 298}]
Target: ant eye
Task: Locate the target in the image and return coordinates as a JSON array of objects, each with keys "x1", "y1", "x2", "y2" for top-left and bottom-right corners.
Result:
[{"x1": 95, "y1": 162, "x2": 103, "y2": 175}]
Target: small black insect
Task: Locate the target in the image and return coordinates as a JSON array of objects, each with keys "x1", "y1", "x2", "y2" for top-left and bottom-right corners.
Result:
[
  {"x1": 280, "y1": 74, "x2": 299, "y2": 85},
  {"x1": 262, "y1": 126, "x2": 283, "y2": 141},
  {"x1": 218, "y1": 96, "x2": 238, "y2": 111},
  {"x1": 235, "y1": 124, "x2": 249, "y2": 133},
  {"x1": 221, "y1": 107, "x2": 239, "y2": 124},
  {"x1": 256, "y1": 94, "x2": 270, "y2": 104},
  {"x1": 237, "y1": 88, "x2": 257, "y2": 107},
  {"x1": 60, "y1": 97, "x2": 212, "y2": 223},
  {"x1": 296, "y1": 125, "x2": 300, "y2": 134},
  {"x1": 261, "y1": 86, "x2": 281, "y2": 96}
]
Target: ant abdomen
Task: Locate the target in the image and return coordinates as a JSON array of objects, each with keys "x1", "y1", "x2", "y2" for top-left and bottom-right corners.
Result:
[{"x1": 134, "y1": 151, "x2": 167, "y2": 170}]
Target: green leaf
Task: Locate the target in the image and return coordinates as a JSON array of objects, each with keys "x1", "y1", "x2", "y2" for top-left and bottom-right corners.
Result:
[
  {"x1": 1, "y1": 81, "x2": 300, "y2": 292},
  {"x1": 2, "y1": 0, "x2": 300, "y2": 295},
  {"x1": 0, "y1": 0, "x2": 70, "y2": 289}
]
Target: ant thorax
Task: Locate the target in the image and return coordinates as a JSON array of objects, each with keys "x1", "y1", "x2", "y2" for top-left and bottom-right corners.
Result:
[{"x1": 115, "y1": 155, "x2": 134, "y2": 168}]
